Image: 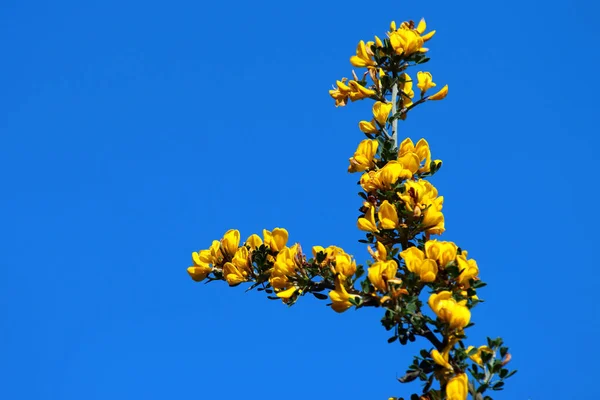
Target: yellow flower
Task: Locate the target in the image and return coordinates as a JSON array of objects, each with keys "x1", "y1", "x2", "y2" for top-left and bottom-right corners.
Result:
[
  {"x1": 378, "y1": 200, "x2": 399, "y2": 230},
  {"x1": 187, "y1": 250, "x2": 213, "y2": 282},
  {"x1": 269, "y1": 246, "x2": 298, "y2": 290},
  {"x1": 312, "y1": 245, "x2": 345, "y2": 265},
  {"x1": 358, "y1": 205, "x2": 379, "y2": 233},
  {"x1": 398, "y1": 138, "x2": 434, "y2": 174},
  {"x1": 428, "y1": 84, "x2": 448, "y2": 100},
  {"x1": 350, "y1": 40, "x2": 376, "y2": 67},
  {"x1": 446, "y1": 373, "x2": 468, "y2": 400},
  {"x1": 276, "y1": 286, "x2": 298, "y2": 300},
  {"x1": 399, "y1": 180, "x2": 445, "y2": 235},
  {"x1": 245, "y1": 234, "x2": 263, "y2": 249},
  {"x1": 209, "y1": 240, "x2": 223, "y2": 265},
  {"x1": 232, "y1": 246, "x2": 251, "y2": 272},
  {"x1": 263, "y1": 228, "x2": 288, "y2": 252},
  {"x1": 379, "y1": 159, "x2": 416, "y2": 187},
  {"x1": 329, "y1": 275, "x2": 356, "y2": 313},
  {"x1": 368, "y1": 241, "x2": 387, "y2": 262},
  {"x1": 466, "y1": 346, "x2": 493, "y2": 366},
  {"x1": 358, "y1": 120, "x2": 378, "y2": 134},
  {"x1": 348, "y1": 139, "x2": 378, "y2": 173},
  {"x1": 368, "y1": 259, "x2": 398, "y2": 292},
  {"x1": 457, "y1": 252, "x2": 479, "y2": 288},
  {"x1": 425, "y1": 240, "x2": 457, "y2": 269},
  {"x1": 399, "y1": 247, "x2": 438, "y2": 282},
  {"x1": 389, "y1": 27, "x2": 424, "y2": 57},
  {"x1": 348, "y1": 80, "x2": 376, "y2": 101},
  {"x1": 373, "y1": 101, "x2": 393, "y2": 125},
  {"x1": 329, "y1": 78, "x2": 351, "y2": 107},
  {"x1": 417, "y1": 71, "x2": 436, "y2": 95},
  {"x1": 221, "y1": 229, "x2": 240, "y2": 258},
  {"x1": 428, "y1": 291, "x2": 471, "y2": 330},
  {"x1": 431, "y1": 348, "x2": 452, "y2": 371},
  {"x1": 223, "y1": 261, "x2": 249, "y2": 286},
  {"x1": 334, "y1": 253, "x2": 357, "y2": 278}
]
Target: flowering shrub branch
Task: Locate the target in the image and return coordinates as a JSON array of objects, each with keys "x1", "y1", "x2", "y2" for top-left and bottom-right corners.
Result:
[{"x1": 187, "y1": 18, "x2": 516, "y2": 400}]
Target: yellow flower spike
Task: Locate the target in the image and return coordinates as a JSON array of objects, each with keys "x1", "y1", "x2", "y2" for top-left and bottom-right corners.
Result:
[
  {"x1": 368, "y1": 259, "x2": 398, "y2": 292},
  {"x1": 357, "y1": 205, "x2": 379, "y2": 233},
  {"x1": 373, "y1": 101, "x2": 393, "y2": 125},
  {"x1": 334, "y1": 253, "x2": 357, "y2": 278},
  {"x1": 446, "y1": 373, "x2": 468, "y2": 400},
  {"x1": 457, "y1": 253, "x2": 479, "y2": 287},
  {"x1": 425, "y1": 240, "x2": 458, "y2": 269},
  {"x1": 221, "y1": 229, "x2": 240, "y2": 258},
  {"x1": 431, "y1": 349, "x2": 453, "y2": 370},
  {"x1": 378, "y1": 200, "x2": 399, "y2": 230},
  {"x1": 348, "y1": 139, "x2": 379, "y2": 173},
  {"x1": 329, "y1": 275, "x2": 356, "y2": 313},
  {"x1": 222, "y1": 262, "x2": 248, "y2": 286},
  {"x1": 350, "y1": 40, "x2": 376, "y2": 68},
  {"x1": 263, "y1": 228, "x2": 288, "y2": 252},
  {"x1": 245, "y1": 234, "x2": 263, "y2": 249},
  {"x1": 466, "y1": 346, "x2": 494, "y2": 366},
  {"x1": 417, "y1": 71, "x2": 437, "y2": 95},
  {"x1": 428, "y1": 84, "x2": 449, "y2": 100},
  {"x1": 358, "y1": 119, "x2": 378, "y2": 134}
]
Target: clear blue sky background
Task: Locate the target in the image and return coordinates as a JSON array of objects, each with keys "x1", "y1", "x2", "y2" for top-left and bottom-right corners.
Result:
[{"x1": 1, "y1": 1, "x2": 598, "y2": 399}]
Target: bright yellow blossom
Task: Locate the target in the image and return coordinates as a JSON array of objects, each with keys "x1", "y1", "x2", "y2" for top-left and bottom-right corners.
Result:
[
  {"x1": 398, "y1": 138, "x2": 441, "y2": 174},
  {"x1": 431, "y1": 348, "x2": 452, "y2": 371},
  {"x1": 269, "y1": 245, "x2": 297, "y2": 290},
  {"x1": 245, "y1": 234, "x2": 263, "y2": 249},
  {"x1": 329, "y1": 275, "x2": 356, "y2": 313},
  {"x1": 368, "y1": 241, "x2": 387, "y2": 262},
  {"x1": 389, "y1": 26, "x2": 423, "y2": 57},
  {"x1": 368, "y1": 259, "x2": 398, "y2": 292},
  {"x1": 312, "y1": 245, "x2": 345, "y2": 265},
  {"x1": 417, "y1": 71, "x2": 436, "y2": 95},
  {"x1": 358, "y1": 120, "x2": 378, "y2": 134},
  {"x1": 350, "y1": 40, "x2": 376, "y2": 67},
  {"x1": 466, "y1": 345, "x2": 493, "y2": 366},
  {"x1": 425, "y1": 240, "x2": 457, "y2": 269},
  {"x1": 357, "y1": 205, "x2": 379, "y2": 232},
  {"x1": 400, "y1": 247, "x2": 438, "y2": 282},
  {"x1": 263, "y1": 228, "x2": 288, "y2": 252},
  {"x1": 187, "y1": 250, "x2": 212, "y2": 282},
  {"x1": 428, "y1": 291, "x2": 471, "y2": 330},
  {"x1": 378, "y1": 200, "x2": 399, "y2": 229},
  {"x1": 334, "y1": 253, "x2": 356, "y2": 278},
  {"x1": 348, "y1": 139, "x2": 378, "y2": 173},
  {"x1": 373, "y1": 101, "x2": 393, "y2": 125},
  {"x1": 399, "y1": 180, "x2": 445, "y2": 235},
  {"x1": 456, "y1": 251, "x2": 479, "y2": 287},
  {"x1": 221, "y1": 229, "x2": 240, "y2": 258},
  {"x1": 329, "y1": 78, "x2": 376, "y2": 107},
  {"x1": 446, "y1": 373, "x2": 468, "y2": 400},
  {"x1": 428, "y1": 84, "x2": 448, "y2": 101}
]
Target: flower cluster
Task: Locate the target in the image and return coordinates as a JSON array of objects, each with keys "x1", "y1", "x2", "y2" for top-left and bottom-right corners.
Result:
[{"x1": 189, "y1": 17, "x2": 515, "y2": 400}]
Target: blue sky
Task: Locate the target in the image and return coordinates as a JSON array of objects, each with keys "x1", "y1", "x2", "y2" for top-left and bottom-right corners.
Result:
[{"x1": 1, "y1": 1, "x2": 598, "y2": 399}]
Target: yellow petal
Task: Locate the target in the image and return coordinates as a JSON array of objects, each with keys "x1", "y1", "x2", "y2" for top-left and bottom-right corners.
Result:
[{"x1": 428, "y1": 84, "x2": 448, "y2": 101}]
